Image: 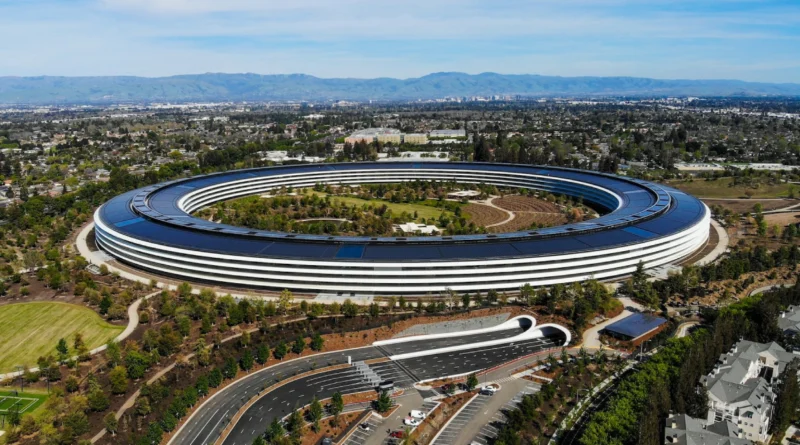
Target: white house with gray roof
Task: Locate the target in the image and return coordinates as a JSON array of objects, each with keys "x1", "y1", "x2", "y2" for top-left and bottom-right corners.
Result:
[
  {"x1": 701, "y1": 340, "x2": 797, "y2": 442},
  {"x1": 664, "y1": 413, "x2": 751, "y2": 445}
]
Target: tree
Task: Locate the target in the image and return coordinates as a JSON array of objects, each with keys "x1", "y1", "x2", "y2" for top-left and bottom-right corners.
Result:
[
  {"x1": 104, "y1": 412, "x2": 119, "y2": 435},
  {"x1": 7, "y1": 404, "x2": 21, "y2": 426},
  {"x1": 109, "y1": 365, "x2": 129, "y2": 394},
  {"x1": 273, "y1": 341, "x2": 288, "y2": 360},
  {"x1": 309, "y1": 395, "x2": 323, "y2": 432},
  {"x1": 374, "y1": 390, "x2": 392, "y2": 413},
  {"x1": 106, "y1": 340, "x2": 122, "y2": 367},
  {"x1": 256, "y1": 343, "x2": 270, "y2": 365},
  {"x1": 331, "y1": 391, "x2": 344, "y2": 424},
  {"x1": 286, "y1": 405, "x2": 304, "y2": 439},
  {"x1": 278, "y1": 289, "x2": 293, "y2": 314},
  {"x1": 265, "y1": 418, "x2": 285, "y2": 442},
  {"x1": 310, "y1": 332, "x2": 324, "y2": 351},
  {"x1": 88, "y1": 388, "x2": 110, "y2": 411},
  {"x1": 292, "y1": 335, "x2": 306, "y2": 355},
  {"x1": 461, "y1": 293, "x2": 471, "y2": 309},
  {"x1": 252, "y1": 437, "x2": 267, "y2": 445},
  {"x1": 240, "y1": 349, "x2": 254, "y2": 372},
  {"x1": 771, "y1": 359, "x2": 800, "y2": 435},
  {"x1": 466, "y1": 373, "x2": 479, "y2": 391},
  {"x1": 222, "y1": 357, "x2": 238, "y2": 379},
  {"x1": 56, "y1": 337, "x2": 69, "y2": 363}
]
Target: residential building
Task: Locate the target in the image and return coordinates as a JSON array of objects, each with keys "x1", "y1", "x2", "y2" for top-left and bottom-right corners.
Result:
[
  {"x1": 664, "y1": 413, "x2": 751, "y2": 444},
  {"x1": 701, "y1": 340, "x2": 796, "y2": 442},
  {"x1": 779, "y1": 305, "x2": 800, "y2": 337}
]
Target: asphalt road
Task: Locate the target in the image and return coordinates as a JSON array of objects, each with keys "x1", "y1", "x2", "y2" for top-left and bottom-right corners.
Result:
[
  {"x1": 170, "y1": 347, "x2": 383, "y2": 445},
  {"x1": 380, "y1": 327, "x2": 525, "y2": 356},
  {"x1": 174, "y1": 333, "x2": 565, "y2": 445},
  {"x1": 223, "y1": 367, "x2": 377, "y2": 445},
  {"x1": 397, "y1": 335, "x2": 564, "y2": 381}
]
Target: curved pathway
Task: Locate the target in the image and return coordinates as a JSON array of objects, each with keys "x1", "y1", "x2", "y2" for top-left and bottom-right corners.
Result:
[
  {"x1": 480, "y1": 197, "x2": 515, "y2": 228},
  {"x1": 694, "y1": 219, "x2": 729, "y2": 266},
  {"x1": 0, "y1": 290, "x2": 159, "y2": 381}
]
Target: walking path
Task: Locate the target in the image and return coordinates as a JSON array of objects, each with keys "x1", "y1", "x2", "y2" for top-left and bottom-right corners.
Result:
[
  {"x1": 694, "y1": 219, "x2": 729, "y2": 266},
  {"x1": 482, "y1": 197, "x2": 515, "y2": 228}
]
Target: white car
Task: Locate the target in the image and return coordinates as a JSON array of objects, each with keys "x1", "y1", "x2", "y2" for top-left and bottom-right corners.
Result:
[
  {"x1": 409, "y1": 410, "x2": 427, "y2": 419},
  {"x1": 403, "y1": 417, "x2": 422, "y2": 426},
  {"x1": 480, "y1": 386, "x2": 498, "y2": 395}
]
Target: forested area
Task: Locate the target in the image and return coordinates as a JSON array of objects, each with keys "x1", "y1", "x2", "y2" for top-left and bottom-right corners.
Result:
[
  {"x1": 622, "y1": 244, "x2": 800, "y2": 308},
  {"x1": 576, "y1": 280, "x2": 800, "y2": 445}
]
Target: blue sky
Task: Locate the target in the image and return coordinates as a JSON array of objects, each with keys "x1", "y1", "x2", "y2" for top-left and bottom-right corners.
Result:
[{"x1": 1, "y1": 0, "x2": 799, "y2": 82}]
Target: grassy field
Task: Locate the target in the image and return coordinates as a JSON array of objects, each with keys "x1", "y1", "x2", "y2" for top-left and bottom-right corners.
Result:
[
  {"x1": 665, "y1": 177, "x2": 795, "y2": 199},
  {"x1": 305, "y1": 191, "x2": 455, "y2": 220},
  {"x1": 0, "y1": 302, "x2": 124, "y2": 373},
  {"x1": 0, "y1": 390, "x2": 48, "y2": 416}
]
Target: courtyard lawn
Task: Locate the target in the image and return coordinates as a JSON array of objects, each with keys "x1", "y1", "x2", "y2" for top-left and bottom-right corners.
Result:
[
  {"x1": 0, "y1": 302, "x2": 124, "y2": 373},
  {"x1": 664, "y1": 177, "x2": 795, "y2": 199},
  {"x1": 306, "y1": 191, "x2": 455, "y2": 221}
]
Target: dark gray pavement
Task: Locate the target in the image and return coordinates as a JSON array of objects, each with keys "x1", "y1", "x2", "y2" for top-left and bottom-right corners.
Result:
[
  {"x1": 380, "y1": 327, "x2": 525, "y2": 356},
  {"x1": 397, "y1": 335, "x2": 563, "y2": 381},
  {"x1": 169, "y1": 347, "x2": 383, "y2": 445}
]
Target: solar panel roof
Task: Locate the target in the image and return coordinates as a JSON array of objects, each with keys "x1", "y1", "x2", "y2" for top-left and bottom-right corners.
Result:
[
  {"x1": 604, "y1": 312, "x2": 668, "y2": 339},
  {"x1": 97, "y1": 162, "x2": 708, "y2": 261}
]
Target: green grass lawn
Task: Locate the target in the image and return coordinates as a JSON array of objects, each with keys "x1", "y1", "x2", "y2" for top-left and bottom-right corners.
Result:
[
  {"x1": 0, "y1": 389, "x2": 48, "y2": 415},
  {"x1": 305, "y1": 191, "x2": 455, "y2": 220},
  {"x1": 0, "y1": 302, "x2": 124, "y2": 373},
  {"x1": 664, "y1": 177, "x2": 795, "y2": 199}
]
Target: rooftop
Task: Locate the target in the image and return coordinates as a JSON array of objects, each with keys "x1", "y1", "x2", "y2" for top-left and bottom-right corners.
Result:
[{"x1": 604, "y1": 312, "x2": 667, "y2": 339}]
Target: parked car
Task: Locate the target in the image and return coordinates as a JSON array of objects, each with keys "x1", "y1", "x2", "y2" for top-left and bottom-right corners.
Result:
[
  {"x1": 377, "y1": 380, "x2": 394, "y2": 392},
  {"x1": 404, "y1": 417, "x2": 422, "y2": 426},
  {"x1": 359, "y1": 423, "x2": 371, "y2": 431},
  {"x1": 480, "y1": 386, "x2": 498, "y2": 395},
  {"x1": 410, "y1": 410, "x2": 426, "y2": 419},
  {"x1": 390, "y1": 430, "x2": 406, "y2": 439}
]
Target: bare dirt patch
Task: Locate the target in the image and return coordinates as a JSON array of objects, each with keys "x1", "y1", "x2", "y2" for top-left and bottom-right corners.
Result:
[
  {"x1": 701, "y1": 199, "x2": 794, "y2": 214},
  {"x1": 764, "y1": 212, "x2": 800, "y2": 227},
  {"x1": 463, "y1": 203, "x2": 509, "y2": 227},
  {"x1": 489, "y1": 212, "x2": 567, "y2": 233},
  {"x1": 494, "y1": 195, "x2": 561, "y2": 213}
]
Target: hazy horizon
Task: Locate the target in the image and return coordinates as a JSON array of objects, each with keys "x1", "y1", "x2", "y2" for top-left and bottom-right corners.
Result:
[{"x1": 1, "y1": 0, "x2": 798, "y2": 83}]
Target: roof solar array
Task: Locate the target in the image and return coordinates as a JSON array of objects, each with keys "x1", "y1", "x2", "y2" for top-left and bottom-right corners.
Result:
[
  {"x1": 97, "y1": 162, "x2": 708, "y2": 261},
  {"x1": 604, "y1": 312, "x2": 668, "y2": 339}
]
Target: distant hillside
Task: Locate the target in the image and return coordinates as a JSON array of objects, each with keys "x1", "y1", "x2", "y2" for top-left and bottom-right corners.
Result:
[{"x1": 1, "y1": 72, "x2": 799, "y2": 104}]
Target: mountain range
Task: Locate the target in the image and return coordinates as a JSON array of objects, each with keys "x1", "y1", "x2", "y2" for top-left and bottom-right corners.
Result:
[{"x1": 1, "y1": 72, "x2": 800, "y2": 104}]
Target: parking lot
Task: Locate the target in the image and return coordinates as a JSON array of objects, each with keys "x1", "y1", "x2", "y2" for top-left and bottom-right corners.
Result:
[
  {"x1": 432, "y1": 393, "x2": 492, "y2": 444},
  {"x1": 470, "y1": 382, "x2": 541, "y2": 445},
  {"x1": 342, "y1": 413, "x2": 385, "y2": 445}
]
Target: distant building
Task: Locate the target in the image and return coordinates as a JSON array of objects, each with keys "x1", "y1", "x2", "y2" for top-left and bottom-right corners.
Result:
[
  {"x1": 394, "y1": 222, "x2": 440, "y2": 235},
  {"x1": 664, "y1": 412, "x2": 750, "y2": 444},
  {"x1": 345, "y1": 128, "x2": 400, "y2": 145},
  {"x1": 429, "y1": 129, "x2": 466, "y2": 138},
  {"x1": 403, "y1": 133, "x2": 428, "y2": 145},
  {"x1": 674, "y1": 163, "x2": 726, "y2": 172}
]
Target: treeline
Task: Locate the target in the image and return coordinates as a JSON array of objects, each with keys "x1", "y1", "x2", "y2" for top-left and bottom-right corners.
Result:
[
  {"x1": 577, "y1": 279, "x2": 800, "y2": 445},
  {"x1": 625, "y1": 244, "x2": 800, "y2": 307}
]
